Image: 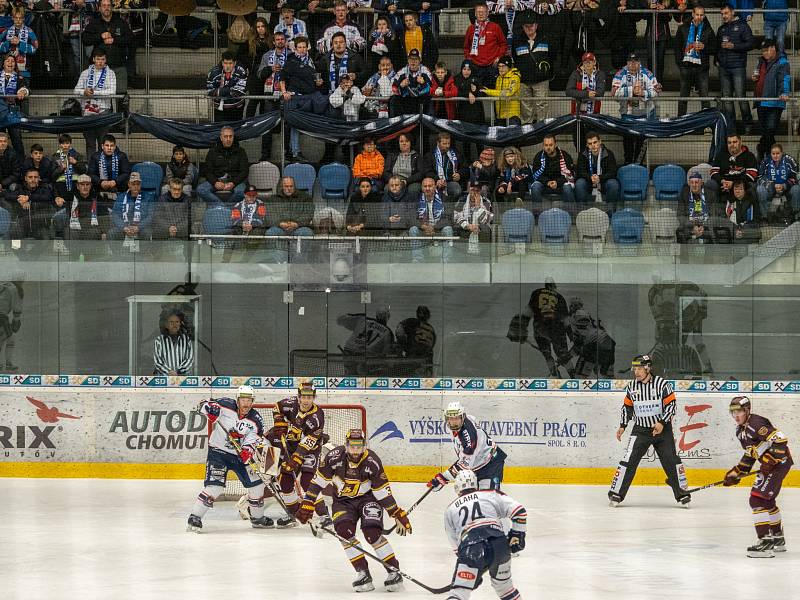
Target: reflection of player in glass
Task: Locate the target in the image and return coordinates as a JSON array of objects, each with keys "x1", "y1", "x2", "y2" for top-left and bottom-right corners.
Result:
[
  {"x1": 567, "y1": 297, "x2": 616, "y2": 378},
  {"x1": 724, "y1": 396, "x2": 793, "y2": 558},
  {"x1": 153, "y1": 310, "x2": 194, "y2": 375},
  {"x1": 395, "y1": 305, "x2": 436, "y2": 375},
  {"x1": 0, "y1": 272, "x2": 23, "y2": 372},
  {"x1": 337, "y1": 306, "x2": 395, "y2": 376},
  {"x1": 507, "y1": 277, "x2": 574, "y2": 377}
]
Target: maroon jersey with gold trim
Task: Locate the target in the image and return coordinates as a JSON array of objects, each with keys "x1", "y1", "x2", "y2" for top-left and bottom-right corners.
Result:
[
  {"x1": 735, "y1": 414, "x2": 793, "y2": 472},
  {"x1": 272, "y1": 397, "x2": 325, "y2": 458}
]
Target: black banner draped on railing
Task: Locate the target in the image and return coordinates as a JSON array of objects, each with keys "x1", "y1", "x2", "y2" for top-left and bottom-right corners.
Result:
[
  {"x1": 15, "y1": 111, "x2": 125, "y2": 133},
  {"x1": 129, "y1": 112, "x2": 282, "y2": 148}
]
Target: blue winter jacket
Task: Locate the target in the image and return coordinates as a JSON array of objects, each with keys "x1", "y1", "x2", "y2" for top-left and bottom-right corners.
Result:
[
  {"x1": 756, "y1": 54, "x2": 790, "y2": 109},
  {"x1": 716, "y1": 17, "x2": 754, "y2": 70},
  {"x1": 763, "y1": 0, "x2": 789, "y2": 25}
]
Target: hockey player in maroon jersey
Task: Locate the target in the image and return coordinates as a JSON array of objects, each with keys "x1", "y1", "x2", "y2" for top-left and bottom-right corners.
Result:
[
  {"x1": 295, "y1": 429, "x2": 412, "y2": 592},
  {"x1": 724, "y1": 395, "x2": 793, "y2": 558}
]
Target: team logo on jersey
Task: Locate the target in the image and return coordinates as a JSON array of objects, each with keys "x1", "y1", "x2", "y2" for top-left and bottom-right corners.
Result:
[{"x1": 758, "y1": 426, "x2": 769, "y2": 436}]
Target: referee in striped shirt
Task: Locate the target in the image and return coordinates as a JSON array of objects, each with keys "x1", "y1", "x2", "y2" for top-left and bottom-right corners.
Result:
[
  {"x1": 153, "y1": 311, "x2": 194, "y2": 375},
  {"x1": 608, "y1": 354, "x2": 691, "y2": 507}
]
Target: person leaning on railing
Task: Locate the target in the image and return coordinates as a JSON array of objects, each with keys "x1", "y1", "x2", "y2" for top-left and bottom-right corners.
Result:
[{"x1": 512, "y1": 15, "x2": 553, "y2": 126}]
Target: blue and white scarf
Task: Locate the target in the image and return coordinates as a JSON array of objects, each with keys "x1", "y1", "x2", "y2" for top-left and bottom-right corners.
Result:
[
  {"x1": 688, "y1": 188, "x2": 707, "y2": 220},
  {"x1": 470, "y1": 20, "x2": 486, "y2": 56},
  {"x1": 241, "y1": 200, "x2": 257, "y2": 224},
  {"x1": 587, "y1": 148, "x2": 603, "y2": 177},
  {"x1": 0, "y1": 70, "x2": 18, "y2": 96},
  {"x1": 683, "y1": 21, "x2": 703, "y2": 65},
  {"x1": 57, "y1": 148, "x2": 77, "y2": 191},
  {"x1": 99, "y1": 151, "x2": 119, "y2": 182},
  {"x1": 767, "y1": 158, "x2": 793, "y2": 185},
  {"x1": 121, "y1": 192, "x2": 142, "y2": 224},
  {"x1": 579, "y1": 71, "x2": 597, "y2": 113},
  {"x1": 86, "y1": 65, "x2": 107, "y2": 90},
  {"x1": 329, "y1": 50, "x2": 349, "y2": 92},
  {"x1": 533, "y1": 150, "x2": 573, "y2": 184},
  {"x1": 265, "y1": 49, "x2": 287, "y2": 90},
  {"x1": 418, "y1": 191, "x2": 444, "y2": 222},
  {"x1": 504, "y1": 8, "x2": 515, "y2": 52},
  {"x1": 434, "y1": 147, "x2": 458, "y2": 181}
]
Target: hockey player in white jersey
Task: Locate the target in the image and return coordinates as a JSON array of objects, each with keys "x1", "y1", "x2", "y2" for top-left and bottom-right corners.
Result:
[
  {"x1": 187, "y1": 385, "x2": 271, "y2": 532},
  {"x1": 443, "y1": 470, "x2": 526, "y2": 600},
  {"x1": 428, "y1": 401, "x2": 508, "y2": 491}
]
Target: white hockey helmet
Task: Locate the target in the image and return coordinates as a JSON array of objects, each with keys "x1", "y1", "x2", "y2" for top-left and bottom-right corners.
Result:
[
  {"x1": 236, "y1": 385, "x2": 255, "y2": 403},
  {"x1": 444, "y1": 401, "x2": 466, "y2": 432},
  {"x1": 453, "y1": 469, "x2": 478, "y2": 496}
]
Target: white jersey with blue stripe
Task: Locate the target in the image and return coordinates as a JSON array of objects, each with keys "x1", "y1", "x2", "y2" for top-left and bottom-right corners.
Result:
[
  {"x1": 444, "y1": 489, "x2": 527, "y2": 550},
  {"x1": 201, "y1": 397, "x2": 264, "y2": 456},
  {"x1": 451, "y1": 414, "x2": 498, "y2": 474}
]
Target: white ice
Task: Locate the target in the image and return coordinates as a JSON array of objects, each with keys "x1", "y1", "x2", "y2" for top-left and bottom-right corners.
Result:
[{"x1": 1, "y1": 480, "x2": 798, "y2": 600}]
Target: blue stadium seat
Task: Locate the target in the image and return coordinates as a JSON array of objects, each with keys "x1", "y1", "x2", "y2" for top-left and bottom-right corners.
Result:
[
  {"x1": 501, "y1": 207, "x2": 534, "y2": 243},
  {"x1": 538, "y1": 207, "x2": 571, "y2": 243},
  {"x1": 202, "y1": 204, "x2": 232, "y2": 248},
  {"x1": 611, "y1": 208, "x2": 645, "y2": 244},
  {"x1": 0, "y1": 205, "x2": 10, "y2": 239},
  {"x1": 617, "y1": 164, "x2": 649, "y2": 203},
  {"x1": 653, "y1": 164, "x2": 686, "y2": 201},
  {"x1": 318, "y1": 163, "x2": 351, "y2": 200},
  {"x1": 133, "y1": 161, "x2": 164, "y2": 194},
  {"x1": 284, "y1": 163, "x2": 316, "y2": 196}
]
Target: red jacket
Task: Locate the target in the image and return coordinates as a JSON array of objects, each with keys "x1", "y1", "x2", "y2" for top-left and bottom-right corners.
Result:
[
  {"x1": 463, "y1": 20, "x2": 507, "y2": 68},
  {"x1": 430, "y1": 73, "x2": 458, "y2": 120}
]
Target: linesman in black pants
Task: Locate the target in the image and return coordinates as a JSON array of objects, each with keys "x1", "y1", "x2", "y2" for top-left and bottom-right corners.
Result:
[{"x1": 608, "y1": 354, "x2": 691, "y2": 508}]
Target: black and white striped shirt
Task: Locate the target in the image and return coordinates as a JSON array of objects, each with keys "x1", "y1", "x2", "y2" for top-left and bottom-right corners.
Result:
[
  {"x1": 620, "y1": 375, "x2": 676, "y2": 429},
  {"x1": 153, "y1": 333, "x2": 194, "y2": 375}
]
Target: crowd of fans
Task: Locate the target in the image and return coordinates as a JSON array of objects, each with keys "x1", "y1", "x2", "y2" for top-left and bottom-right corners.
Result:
[{"x1": 0, "y1": 0, "x2": 795, "y2": 252}]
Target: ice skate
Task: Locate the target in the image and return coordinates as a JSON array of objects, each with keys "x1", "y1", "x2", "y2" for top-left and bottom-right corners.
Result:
[
  {"x1": 678, "y1": 495, "x2": 691, "y2": 508},
  {"x1": 384, "y1": 571, "x2": 403, "y2": 592},
  {"x1": 352, "y1": 570, "x2": 374, "y2": 592},
  {"x1": 772, "y1": 530, "x2": 787, "y2": 553},
  {"x1": 277, "y1": 515, "x2": 298, "y2": 528},
  {"x1": 250, "y1": 516, "x2": 274, "y2": 528},
  {"x1": 747, "y1": 538, "x2": 775, "y2": 558},
  {"x1": 608, "y1": 493, "x2": 622, "y2": 507},
  {"x1": 186, "y1": 514, "x2": 202, "y2": 533}
]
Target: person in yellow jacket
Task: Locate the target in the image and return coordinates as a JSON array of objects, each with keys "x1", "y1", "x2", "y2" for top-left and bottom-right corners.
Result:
[{"x1": 481, "y1": 56, "x2": 522, "y2": 126}]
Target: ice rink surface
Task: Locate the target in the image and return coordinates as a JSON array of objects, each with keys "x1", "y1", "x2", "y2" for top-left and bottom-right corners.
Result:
[{"x1": 2, "y1": 479, "x2": 798, "y2": 600}]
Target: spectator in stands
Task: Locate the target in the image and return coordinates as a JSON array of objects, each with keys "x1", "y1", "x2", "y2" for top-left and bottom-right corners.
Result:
[
  {"x1": 108, "y1": 172, "x2": 154, "y2": 242},
  {"x1": 6, "y1": 168, "x2": 61, "y2": 241},
  {"x1": 257, "y1": 30, "x2": 291, "y2": 162},
  {"x1": 681, "y1": 218, "x2": 713, "y2": 244},
  {"x1": 464, "y1": 2, "x2": 507, "y2": 87},
  {"x1": 197, "y1": 126, "x2": 249, "y2": 205},
  {"x1": 275, "y1": 6, "x2": 307, "y2": 52},
  {"x1": 566, "y1": 51, "x2": 605, "y2": 150},
  {"x1": 611, "y1": 52, "x2": 659, "y2": 164},
  {"x1": 0, "y1": 7, "x2": 36, "y2": 80},
  {"x1": 320, "y1": 31, "x2": 366, "y2": 94},
  {"x1": 401, "y1": 11, "x2": 438, "y2": 71},
  {"x1": 153, "y1": 178, "x2": 190, "y2": 241},
  {"x1": 756, "y1": 143, "x2": 800, "y2": 221},
  {"x1": 88, "y1": 134, "x2": 130, "y2": 195},
  {"x1": 529, "y1": 134, "x2": 576, "y2": 203},
  {"x1": 382, "y1": 133, "x2": 422, "y2": 196},
  {"x1": 513, "y1": 17, "x2": 553, "y2": 125},
  {"x1": 481, "y1": 56, "x2": 521, "y2": 126},
  {"x1": 0, "y1": 132, "x2": 19, "y2": 193},
  {"x1": 643, "y1": 0, "x2": 673, "y2": 83},
  {"x1": 61, "y1": 173, "x2": 108, "y2": 240},
  {"x1": 65, "y1": 0, "x2": 98, "y2": 77},
  {"x1": 727, "y1": 179, "x2": 762, "y2": 238},
  {"x1": 469, "y1": 146, "x2": 498, "y2": 196},
  {"x1": 20, "y1": 143, "x2": 54, "y2": 185},
  {"x1": 421, "y1": 131, "x2": 465, "y2": 201},
  {"x1": 347, "y1": 178, "x2": 381, "y2": 235},
  {"x1": 575, "y1": 130, "x2": 619, "y2": 208},
  {"x1": 74, "y1": 48, "x2": 116, "y2": 153},
  {"x1": 752, "y1": 39, "x2": 790, "y2": 161},
  {"x1": 162, "y1": 145, "x2": 197, "y2": 196},
  {"x1": 0, "y1": 52, "x2": 27, "y2": 157},
  {"x1": 559, "y1": 0, "x2": 601, "y2": 76},
  {"x1": 329, "y1": 72, "x2": 365, "y2": 121},
  {"x1": 352, "y1": 137, "x2": 384, "y2": 191},
  {"x1": 53, "y1": 134, "x2": 85, "y2": 199},
  {"x1": 400, "y1": 0, "x2": 443, "y2": 34},
  {"x1": 455, "y1": 179, "x2": 493, "y2": 253},
  {"x1": 681, "y1": 169, "x2": 716, "y2": 222},
  {"x1": 382, "y1": 175, "x2": 415, "y2": 233},
  {"x1": 717, "y1": 4, "x2": 754, "y2": 131},
  {"x1": 83, "y1": 0, "x2": 134, "y2": 95},
  {"x1": 241, "y1": 18, "x2": 272, "y2": 119},
  {"x1": 231, "y1": 184, "x2": 268, "y2": 237},
  {"x1": 708, "y1": 133, "x2": 758, "y2": 202},
  {"x1": 317, "y1": 1, "x2": 366, "y2": 55},
  {"x1": 430, "y1": 61, "x2": 457, "y2": 121},
  {"x1": 674, "y1": 4, "x2": 716, "y2": 117},
  {"x1": 279, "y1": 36, "x2": 323, "y2": 163},
  {"x1": 762, "y1": 0, "x2": 789, "y2": 54},
  {"x1": 409, "y1": 176, "x2": 454, "y2": 263},
  {"x1": 266, "y1": 176, "x2": 314, "y2": 237},
  {"x1": 390, "y1": 49, "x2": 431, "y2": 117},
  {"x1": 363, "y1": 55, "x2": 396, "y2": 119},
  {"x1": 153, "y1": 310, "x2": 194, "y2": 376},
  {"x1": 453, "y1": 60, "x2": 485, "y2": 162},
  {"x1": 495, "y1": 146, "x2": 531, "y2": 201},
  {"x1": 206, "y1": 50, "x2": 248, "y2": 122},
  {"x1": 367, "y1": 15, "x2": 400, "y2": 74},
  {"x1": 488, "y1": 0, "x2": 521, "y2": 52}
]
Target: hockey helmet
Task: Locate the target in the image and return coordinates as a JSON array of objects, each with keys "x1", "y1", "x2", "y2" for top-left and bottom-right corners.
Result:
[
  {"x1": 729, "y1": 395, "x2": 752, "y2": 414},
  {"x1": 375, "y1": 306, "x2": 391, "y2": 325},
  {"x1": 631, "y1": 354, "x2": 652, "y2": 369},
  {"x1": 236, "y1": 385, "x2": 255, "y2": 401},
  {"x1": 453, "y1": 469, "x2": 478, "y2": 496},
  {"x1": 345, "y1": 429, "x2": 367, "y2": 456},
  {"x1": 298, "y1": 381, "x2": 316, "y2": 398},
  {"x1": 444, "y1": 401, "x2": 466, "y2": 431},
  {"x1": 544, "y1": 277, "x2": 557, "y2": 291}
]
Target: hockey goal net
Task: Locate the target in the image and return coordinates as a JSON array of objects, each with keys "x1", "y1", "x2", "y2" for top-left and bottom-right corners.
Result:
[{"x1": 212, "y1": 403, "x2": 367, "y2": 500}]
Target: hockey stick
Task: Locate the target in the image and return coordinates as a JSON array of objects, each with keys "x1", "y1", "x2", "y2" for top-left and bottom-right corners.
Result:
[
  {"x1": 685, "y1": 470, "x2": 758, "y2": 494},
  {"x1": 382, "y1": 462, "x2": 459, "y2": 535},
  {"x1": 321, "y1": 525, "x2": 453, "y2": 595},
  {"x1": 278, "y1": 435, "x2": 321, "y2": 537}
]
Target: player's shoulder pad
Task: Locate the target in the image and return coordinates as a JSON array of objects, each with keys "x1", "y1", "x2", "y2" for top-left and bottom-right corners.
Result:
[
  {"x1": 245, "y1": 408, "x2": 266, "y2": 429},
  {"x1": 364, "y1": 450, "x2": 385, "y2": 472},
  {"x1": 459, "y1": 416, "x2": 480, "y2": 453},
  {"x1": 217, "y1": 397, "x2": 237, "y2": 411},
  {"x1": 749, "y1": 414, "x2": 774, "y2": 437},
  {"x1": 325, "y1": 445, "x2": 347, "y2": 465}
]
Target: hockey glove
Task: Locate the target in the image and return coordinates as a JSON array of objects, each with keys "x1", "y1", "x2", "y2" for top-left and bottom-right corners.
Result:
[
  {"x1": 427, "y1": 473, "x2": 448, "y2": 491},
  {"x1": 506, "y1": 314, "x2": 531, "y2": 344},
  {"x1": 200, "y1": 401, "x2": 221, "y2": 424},
  {"x1": 282, "y1": 453, "x2": 303, "y2": 475},
  {"x1": 723, "y1": 467, "x2": 741, "y2": 486},
  {"x1": 273, "y1": 423, "x2": 289, "y2": 439},
  {"x1": 294, "y1": 499, "x2": 316, "y2": 524},
  {"x1": 390, "y1": 507, "x2": 412, "y2": 536},
  {"x1": 508, "y1": 530, "x2": 526, "y2": 554},
  {"x1": 239, "y1": 445, "x2": 255, "y2": 464}
]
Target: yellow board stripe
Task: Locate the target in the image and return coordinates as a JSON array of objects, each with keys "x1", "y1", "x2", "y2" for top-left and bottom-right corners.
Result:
[{"x1": 2, "y1": 463, "x2": 800, "y2": 488}]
